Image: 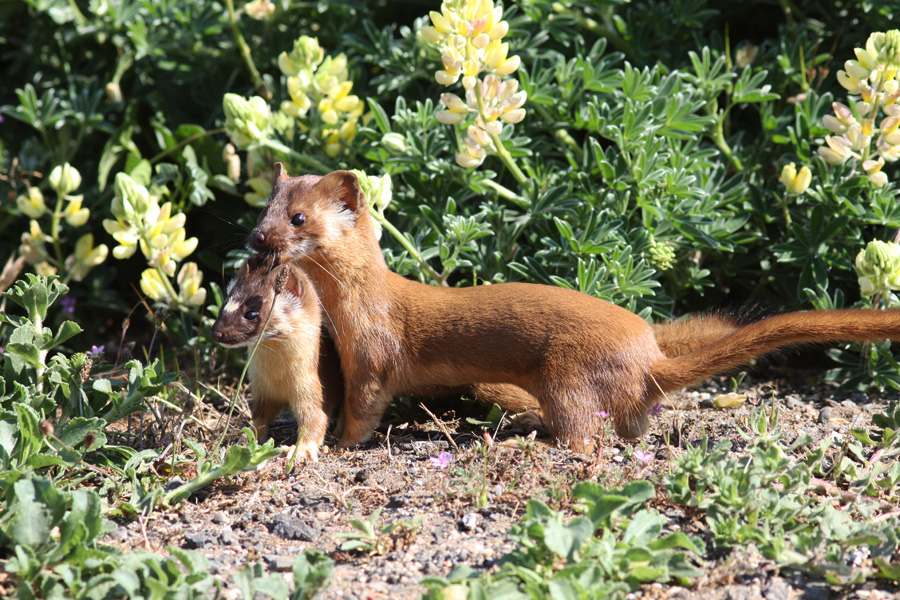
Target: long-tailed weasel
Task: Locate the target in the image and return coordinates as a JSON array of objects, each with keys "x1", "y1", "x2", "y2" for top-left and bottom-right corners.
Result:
[
  {"x1": 211, "y1": 256, "x2": 342, "y2": 461},
  {"x1": 211, "y1": 256, "x2": 544, "y2": 458},
  {"x1": 248, "y1": 165, "x2": 900, "y2": 453}
]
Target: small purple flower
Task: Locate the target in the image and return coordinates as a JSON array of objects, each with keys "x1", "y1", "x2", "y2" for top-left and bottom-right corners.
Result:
[
  {"x1": 88, "y1": 345, "x2": 105, "y2": 358},
  {"x1": 595, "y1": 411, "x2": 610, "y2": 419},
  {"x1": 647, "y1": 402, "x2": 664, "y2": 416},
  {"x1": 60, "y1": 296, "x2": 76, "y2": 313},
  {"x1": 633, "y1": 449, "x2": 654, "y2": 462},
  {"x1": 430, "y1": 451, "x2": 452, "y2": 469}
]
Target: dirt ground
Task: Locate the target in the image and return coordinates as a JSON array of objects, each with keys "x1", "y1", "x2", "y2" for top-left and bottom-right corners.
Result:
[{"x1": 101, "y1": 371, "x2": 900, "y2": 600}]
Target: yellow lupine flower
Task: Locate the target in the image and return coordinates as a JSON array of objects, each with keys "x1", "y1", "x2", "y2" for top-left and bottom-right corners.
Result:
[
  {"x1": 140, "y1": 269, "x2": 168, "y2": 301},
  {"x1": 177, "y1": 262, "x2": 207, "y2": 307},
  {"x1": 17, "y1": 187, "x2": 46, "y2": 219},
  {"x1": 64, "y1": 195, "x2": 90, "y2": 227}
]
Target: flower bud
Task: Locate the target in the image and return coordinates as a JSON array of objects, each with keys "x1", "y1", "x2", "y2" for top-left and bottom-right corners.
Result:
[
  {"x1": 49, "y1": 163, "x2": 82, "y2": 196},
  {"x1": 884, "y1": 30, "x2": 900, "y2": 67},
  {"x1": 380, "y1": 132, "x2": 408, "y2": 155},
  {"x1": 223, "y1": 143, "x2": 241, "y2": 183},
  {"x1": 105, "y1": 82, "x2": 123, "y2": 103},
  {"x1": 244, "y1": 0, "x2": 274, "y2": 20},
  {"x1": 114, "y1": 172, "x2": 150, "y2": 216}
]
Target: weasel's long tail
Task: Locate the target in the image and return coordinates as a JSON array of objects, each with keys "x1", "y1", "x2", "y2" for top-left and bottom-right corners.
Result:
[{"x1": 650, "y1": 309, "x2": 900, "y2": 392}]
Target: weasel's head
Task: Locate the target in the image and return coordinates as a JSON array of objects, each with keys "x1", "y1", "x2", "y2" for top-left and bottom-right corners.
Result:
[
  {"x1": 210, "y1": 256, "x2": 312, "y2": 347},
  {"x1": 249, "y1": 164, "x2": 369, "y2": 266}
]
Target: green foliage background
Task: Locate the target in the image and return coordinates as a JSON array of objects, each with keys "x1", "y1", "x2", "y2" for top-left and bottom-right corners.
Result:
[{"x1": 2, "y1": 0, "x2": 899, "y2": 331}]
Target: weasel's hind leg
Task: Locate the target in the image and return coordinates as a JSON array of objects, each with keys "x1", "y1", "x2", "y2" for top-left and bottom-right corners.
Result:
[
  {"x1": 535, "y1": 374, "x2": 604, "y2": 454},
  {"x1": 337, "y1": 383, "x2": 395, "y2": 448}
]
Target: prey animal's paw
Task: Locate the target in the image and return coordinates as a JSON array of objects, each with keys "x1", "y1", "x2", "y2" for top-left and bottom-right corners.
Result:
[{"x1": 286, "y1": 441, "x2": 320, "y2": 463}]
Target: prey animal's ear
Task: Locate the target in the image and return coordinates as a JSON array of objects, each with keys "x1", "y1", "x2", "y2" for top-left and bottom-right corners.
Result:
[
  {"x1": 275, "y1": 265, "x2": 303, "y2": 299},
  {"x1": 318, "y1": 170, "x2": 365, "y2": 213},
  {"x1": 272, "y1": 162, "x2": 288, "y2": 194}
]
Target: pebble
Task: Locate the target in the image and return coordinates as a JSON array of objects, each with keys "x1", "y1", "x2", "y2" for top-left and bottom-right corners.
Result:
[
  {"x1": 182, "y1": 531, "x2": 208, "y2": 549},
  {"x1": 354, "y1": 468, "x2": 371, "y2": 483},
  {"x1": 264, "y1": 555, "x2": 294, "y2": 572},
  {"x1": 459, "y1": 512, "x2": 480, "y2": 532},
  {"x1": 211, "y1": 512, "x2": 227, "y2": 525},
  {"x1": 267, "y1": 513, "x2": 318, "y2": 541},
  {"x1": 219, "y1": 526, "x2": 235, "y2": 545},
  {"x1": 817, "y1": 407, "x2": 833, "y2": 424}
]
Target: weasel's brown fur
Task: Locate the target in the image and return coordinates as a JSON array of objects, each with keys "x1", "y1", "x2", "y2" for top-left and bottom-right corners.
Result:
[
  {"x1": 250, "y1": 166, "x2": 900, "y2": 453},
  {"x1": 212, "y1": 257, "x2": 542, "y2": 458}
]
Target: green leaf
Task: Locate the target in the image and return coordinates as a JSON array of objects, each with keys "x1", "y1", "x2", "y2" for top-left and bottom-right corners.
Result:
[
  {"x1": 543, "y1": 516, "x2": 594, "y2": 561},
  {"x1": 44, "y1": 320, "x2": 83, "y2": 351}
]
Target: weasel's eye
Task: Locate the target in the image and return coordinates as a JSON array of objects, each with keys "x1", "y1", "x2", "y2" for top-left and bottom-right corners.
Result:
[
  {"x1": 290, "y1": 213, "x2": 306, "y2": 227},
  {"x1": 244, "y1": 310, "x2": 259, "y2": 320}
]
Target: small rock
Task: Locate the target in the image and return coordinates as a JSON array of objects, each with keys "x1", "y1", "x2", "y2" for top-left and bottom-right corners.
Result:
[
  {"x1": 355, "y1": 468, "x2": 371, "y2": 483},
  {"x1": 389, "y1": 495, "x2": 410, "y2": 507},
  {"x1": 698, "y1": 398, "x2": 716, "y2": 409},
  {"x1": 105, "y1": 527, "x2": 128, "y2": 542},
  {"x1": 764, "y1": 577, "x2": 791, "y2": 600},
  {"x1": 163, "y1": 478, "x2": 186, "y2": 493},
  {"x1": 182, "y1": 532, "x2": 208, "y2": 549},
  {"x1": 267, "y1": 513, "x2": 317, "y2": 541},
  {"x1": 459, "y1": 512, "x2": 480, "y2": 532},
  {"x1": 211, "y1": 512, "x2": 227, "y2": 525},
  {"x1": 784, "y1": 395, "x2": 804, "y2": 409},
  {"x1": 219, "y1": 526, "x2": 236, "y2": 545},
  {"x1": 818, "y1": 407, "x2": 833, "y2": 424},
  {"x1": 802, "y1": 582, "x2": 829, "y2": 600},
  {"x1": 490, "y1": 484, "x2": 504, "y2": 497},
  {"x1": 264, "y1": 555, "x2": 294, "y2": 572}
]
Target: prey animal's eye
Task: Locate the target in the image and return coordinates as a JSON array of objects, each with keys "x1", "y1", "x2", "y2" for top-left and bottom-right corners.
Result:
[
  {"x1": 290, "y1": 213, "x2": 306, "y2": 227},
  {"x1": 244, "y1": 310, "x2": 259, "y2": 320}
]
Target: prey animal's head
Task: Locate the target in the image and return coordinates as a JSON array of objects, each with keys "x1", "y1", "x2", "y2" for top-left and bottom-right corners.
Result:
[
  {"x1": 210, "y1": 255, "x2": 313, "y2": 347},
  {"x1": 249, "y1": 163, "x2": 369, "y2": 266}
]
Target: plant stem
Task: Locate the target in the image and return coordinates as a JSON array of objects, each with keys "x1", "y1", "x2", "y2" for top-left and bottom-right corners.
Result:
[
  {"x1": 472, "y1": 84, "x2": 532, "y2": 192},
  {"x1": 149, "y1": 128, "x2": 226, "y2": 165},
  {"x1": 49, "y1": 192, "x2": 66, "y2": 275},
  {"x1": 479, "y1": 179, "x2": 529, "y2": 208},
  {"x1": 211, "y1": 296, "x2": 276, "y2": 458},
  {"x1": 369, "y1": 208, "x2": 445, "y2": 286},
  {"x1": 223, "y1": 0, "x2": 270, "y2": 98}
]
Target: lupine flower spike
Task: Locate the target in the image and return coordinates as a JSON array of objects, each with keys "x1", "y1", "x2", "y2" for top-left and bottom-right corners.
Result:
[
  {"x1": 818, "y1": 30, "x2": 900, "y2": 187},
  {"x1": 104, "y1": 173, "x2": 206, "y2": 308},
  {"x1": 420, "y1": 0, "x2": 528, "y2": 175}
]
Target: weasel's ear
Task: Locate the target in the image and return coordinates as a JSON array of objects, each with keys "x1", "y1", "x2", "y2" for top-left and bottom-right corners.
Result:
[
  {"x1": 276, "y1": 265, "x2": 303, "y2": 299},
  {"x1": 318, "y1": 170, "x2": 365, "y2": 213}
]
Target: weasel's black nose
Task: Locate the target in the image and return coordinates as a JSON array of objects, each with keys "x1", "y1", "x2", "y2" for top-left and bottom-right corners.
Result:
[{"x1": 250, "y1": 229, "x2": 266, "y2": 250}]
